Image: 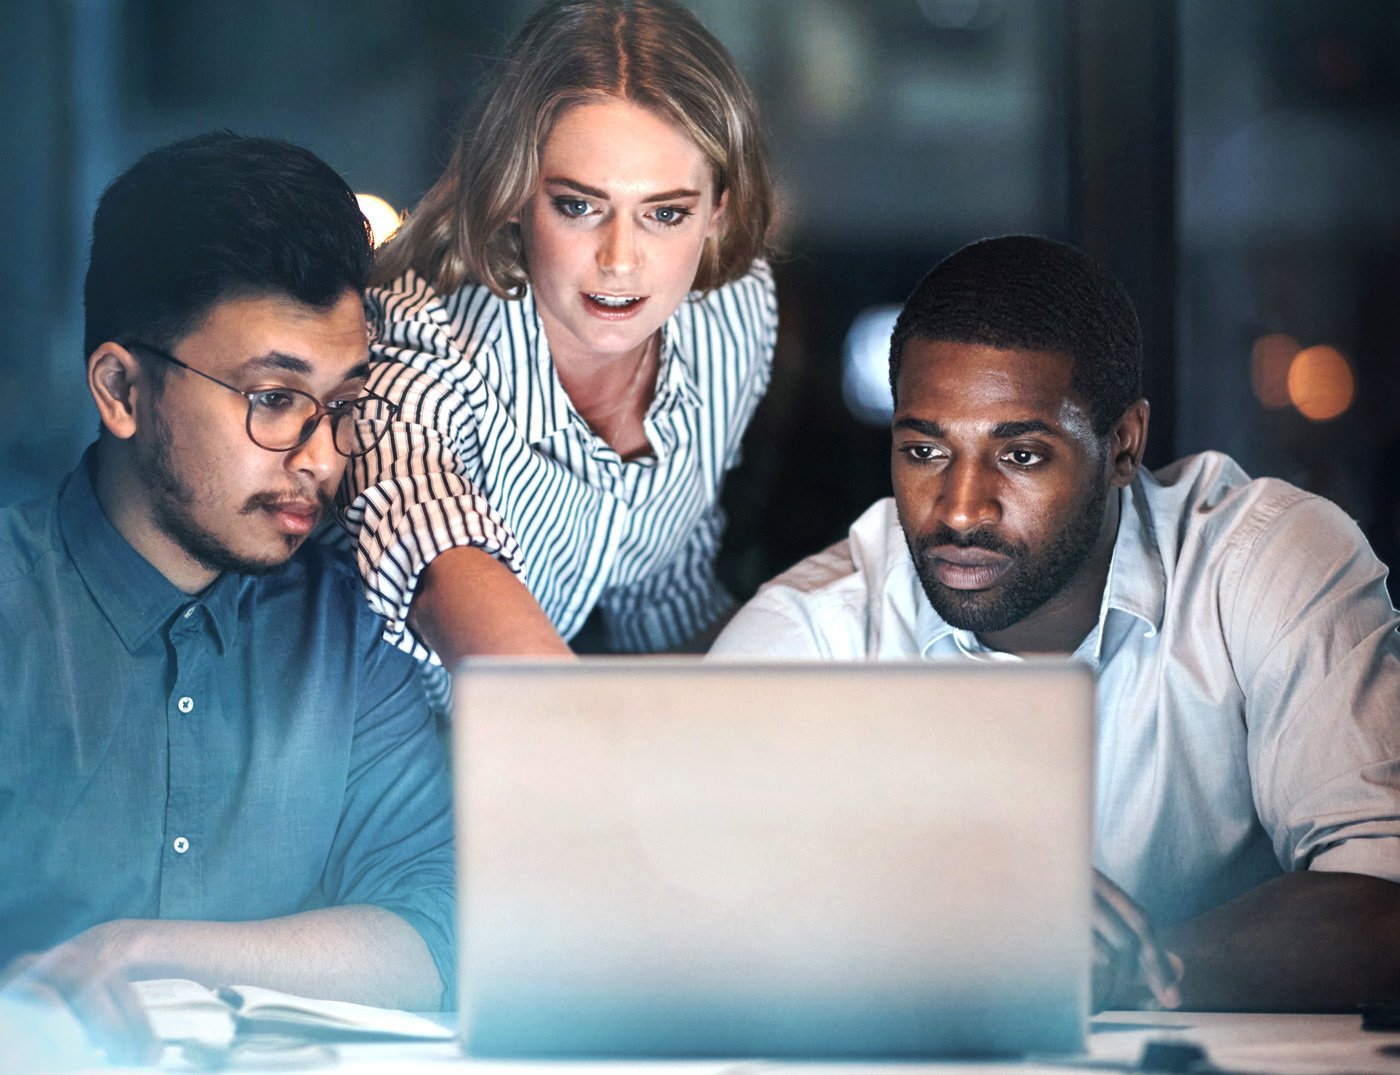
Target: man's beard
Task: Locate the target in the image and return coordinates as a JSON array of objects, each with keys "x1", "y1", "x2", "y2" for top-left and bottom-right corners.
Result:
[
  {"x1": 143, "y1": 412, "x2": 327, "y2": 578},
  {"x1": 906, "y1": 469, "x2": 1109, "y2": 635}
]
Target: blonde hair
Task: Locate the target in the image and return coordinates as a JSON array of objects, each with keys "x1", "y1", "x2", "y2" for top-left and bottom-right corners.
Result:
[{"x1": 375, "y1": 0, "x2": 773, "y2": 298}]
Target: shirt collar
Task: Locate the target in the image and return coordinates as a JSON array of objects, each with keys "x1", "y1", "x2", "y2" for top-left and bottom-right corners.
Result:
[
  {"x1": 915, "y1": 609, "x2": 1018, "y2": 661},
  {"x1": 510, "y1": 290, "x2": 575, "y2": 445},
  {"x1": 910, "y1": 477, "x2": 1166, "y2": 658},
  {"x1": 511, "y1": 287, "x2": 700, "y2": 448},
  {"x1": 914, "y1": 586, "x2": 958, "y2": 657},
  {"x1": 58, "y1": 447, "x2": 239, "y2": 654},
  {"x1": 1102, "y1": 473, "x2": 1166, "y2": 634},
  {"x1": 654, "y1": 325, "x2": 700, "y2": 409}
]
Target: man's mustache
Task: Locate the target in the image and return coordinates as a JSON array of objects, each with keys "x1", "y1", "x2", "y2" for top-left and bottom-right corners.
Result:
[
  {"x1": 914, "y1": 525, "x2": 1018, "y2": 558},
  {"x1": 241, "y1": 489, "x2": 333, "y2": 517}
]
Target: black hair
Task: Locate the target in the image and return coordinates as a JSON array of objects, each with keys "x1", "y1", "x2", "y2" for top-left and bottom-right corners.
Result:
[
  {"x1": 83, "y1": 131, "x2": 373, "y2": 361},
  {"x1": 889, "y1": 235, "x2": 1143, "y2": 435}
]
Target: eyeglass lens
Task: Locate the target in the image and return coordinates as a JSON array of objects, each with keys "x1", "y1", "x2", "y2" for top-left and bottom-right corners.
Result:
[{"x1": 247, "y1": 391, "x2": 384, "y2": 457}]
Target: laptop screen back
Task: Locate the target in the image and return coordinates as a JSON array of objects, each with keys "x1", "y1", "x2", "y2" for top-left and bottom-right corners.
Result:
[{"x1": 452, "y1": 658, "x2": 1094, "y2": 1058}]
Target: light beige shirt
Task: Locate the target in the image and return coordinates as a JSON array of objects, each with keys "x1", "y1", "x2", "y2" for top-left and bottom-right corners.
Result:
[{"x1": 711, "y1": 452, "x2": 1400, "y2": 925}]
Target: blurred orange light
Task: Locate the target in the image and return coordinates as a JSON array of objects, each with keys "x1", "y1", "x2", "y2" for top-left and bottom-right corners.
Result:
[
  {"x1": 1249, "y1": 333, "x2": 1298, "y2": 409},
  {"x1": 355, "y1": 193, "x2": 402, "y2": 247},
  {"x1": 1286, "y1": 345, "x2": 1354, "y2": 422}
]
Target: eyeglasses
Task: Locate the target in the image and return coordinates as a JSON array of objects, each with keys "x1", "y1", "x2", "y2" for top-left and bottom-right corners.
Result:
[{"x1": 122, "y1": 341, "x2": 398, "y2": 458}]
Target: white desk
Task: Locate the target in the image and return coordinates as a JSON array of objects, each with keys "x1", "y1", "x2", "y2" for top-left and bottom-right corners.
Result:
[
  {"x1": 1084, "y1": 1012, "x2": 1400, "y2": 1074},
  {"x1": 158, "y1": 1013, "x2": 1398, "y2": 1074}
]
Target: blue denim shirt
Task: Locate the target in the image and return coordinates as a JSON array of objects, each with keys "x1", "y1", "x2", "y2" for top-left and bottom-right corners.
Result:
[{"x1": 0, "y1": 451, "x2": 455, "y2": 994}]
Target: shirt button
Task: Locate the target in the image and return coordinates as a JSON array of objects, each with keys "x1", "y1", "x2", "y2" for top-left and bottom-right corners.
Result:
[
  {"x1": 173, "y1": 836, "x2": 190, "y2": 854},
  {"x1": 177, "y1": 696, "x2": 195, "y2": 714},
  {"x1": 183, "y1": 606, "x2": 197, "y2": 619}
]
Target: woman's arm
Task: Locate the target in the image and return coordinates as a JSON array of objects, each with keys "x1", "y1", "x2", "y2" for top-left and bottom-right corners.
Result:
[
  {"x1": 342, "y1": 276, "x2": 559, "y2": 661},
  {"x1": 410, "y1": 545, "x2": 573, "y2": 662}
]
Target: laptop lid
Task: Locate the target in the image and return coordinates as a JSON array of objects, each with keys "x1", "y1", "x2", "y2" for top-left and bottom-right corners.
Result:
[{"x1": 452, "y1": 658, "x2": 1094, "y2": 1058}]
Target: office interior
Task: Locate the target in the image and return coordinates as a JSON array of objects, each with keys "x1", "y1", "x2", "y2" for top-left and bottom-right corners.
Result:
[{"x1": 3, "y1": 0, "x2": 1397, "y2": 601}]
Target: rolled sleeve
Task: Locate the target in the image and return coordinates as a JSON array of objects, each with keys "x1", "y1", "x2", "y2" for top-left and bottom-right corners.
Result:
[
  {"x1": 1231, "y1": 493, "x2": 1400, "y2": 881},
  {"x1": 1309, "y1": 835, "x2": 1400, "y2": 883},
  {"x1": 340, "y1": 288, "x2": 526, "y2": 662}
]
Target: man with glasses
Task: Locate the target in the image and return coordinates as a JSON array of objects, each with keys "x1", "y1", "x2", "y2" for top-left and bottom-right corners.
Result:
[{"x1": 0, "y1": 133, "x2": 453, "y2": 1060}]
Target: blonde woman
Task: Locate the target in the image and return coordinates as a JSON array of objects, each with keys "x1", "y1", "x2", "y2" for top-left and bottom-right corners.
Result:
[{"x1": 342, "y1": 0, "x2": 776, "y2": 666}]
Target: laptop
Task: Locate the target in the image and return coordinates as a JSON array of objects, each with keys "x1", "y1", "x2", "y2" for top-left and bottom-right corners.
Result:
[{"x1": 451, "y1": 658, "x2": 1094, "y2": 1058}]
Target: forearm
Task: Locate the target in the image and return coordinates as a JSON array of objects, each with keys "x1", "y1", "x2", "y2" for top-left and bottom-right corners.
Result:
[
  {"x1": 72, "y1": 904, "x2": 443, "y2": 1011},
  {"x1": 1164, "y1": 871, "x2": 1400, "y2": 1011},
  {"x1": 410, "y1": 545, "x2": 573, "y2": 665}
]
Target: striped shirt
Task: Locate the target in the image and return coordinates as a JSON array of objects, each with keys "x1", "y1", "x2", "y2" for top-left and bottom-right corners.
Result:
[{"x1": 340, "y1": 260, "x2": 777, "y2": 661}]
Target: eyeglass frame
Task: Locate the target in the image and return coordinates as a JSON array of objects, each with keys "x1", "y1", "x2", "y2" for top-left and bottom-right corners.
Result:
[{"x1": 119, "y1": 339, "x2": 398, "y2": 458}]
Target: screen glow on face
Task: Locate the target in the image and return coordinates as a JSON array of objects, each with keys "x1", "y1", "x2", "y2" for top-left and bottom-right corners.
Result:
[{"x1": 515, "y1": 97, "x2": 724, "y2": 373}]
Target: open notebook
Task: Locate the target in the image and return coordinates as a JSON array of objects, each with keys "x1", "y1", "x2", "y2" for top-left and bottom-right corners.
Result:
[
  {"x1": 132, "y1": 979, "x2": 453, "y2": 1049},
  {"x1": 452, "y1": 658, "x2": 1096, "y2": 1058}
]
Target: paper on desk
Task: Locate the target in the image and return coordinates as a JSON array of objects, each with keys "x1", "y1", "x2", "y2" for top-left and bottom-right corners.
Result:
[
  {"x1": 131, "y1": 978, "x2": 236, "y2": 1048},
  {"x1": 221, "y1": 984, "x2": 454, "y2": 1040},
  {"x1": 131, "y1": 978, "x2": 454, "y2": 1047}
]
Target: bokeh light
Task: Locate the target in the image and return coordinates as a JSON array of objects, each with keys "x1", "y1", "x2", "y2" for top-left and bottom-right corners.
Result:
[
  {"x1": 1286, "y1": 344, "x2": 1355, "y2": 421},
  {"x1": 355, "y1": 193, "x2": 402, "y2": 248},
  {"x1": 1249, "y1": 333, "x2": 1298, "y2": 409},
  {"x1": 840, "y1": 304, "x2": 902, "y2": 425}
]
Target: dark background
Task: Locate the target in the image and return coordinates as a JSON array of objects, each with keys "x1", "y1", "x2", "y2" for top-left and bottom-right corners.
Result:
[{"x1": 3, "y1": 0, "x2": 1396, "y2": 598}]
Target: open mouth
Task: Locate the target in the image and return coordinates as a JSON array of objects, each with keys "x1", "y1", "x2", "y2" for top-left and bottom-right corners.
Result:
[{"x1": 582, "y1": 292, "x2": 647, "y2": 316}]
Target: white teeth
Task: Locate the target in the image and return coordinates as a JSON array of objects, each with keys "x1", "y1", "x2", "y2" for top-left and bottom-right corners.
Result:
[{"x1": 588, "y1": 294, "x2": 639, "y2": 307}]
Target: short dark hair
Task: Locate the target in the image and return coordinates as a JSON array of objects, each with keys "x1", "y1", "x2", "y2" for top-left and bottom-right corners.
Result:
[
  {"x1": 889, "y1": 235, "x2": 1143, "y2": 435},
  {"x1": 84, "y1": 132, "x2": 373, "y2": 358}
]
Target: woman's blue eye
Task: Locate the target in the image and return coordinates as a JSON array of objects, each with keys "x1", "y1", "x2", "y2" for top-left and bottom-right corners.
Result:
[
  {"x1": 553, "y1": 197, "x2": 590, "y2": 218},
  {"x1": 653, "y1": 206, "x2": 691, "y2": 226}
]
